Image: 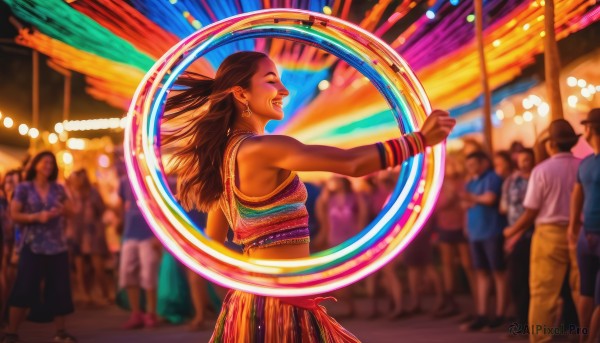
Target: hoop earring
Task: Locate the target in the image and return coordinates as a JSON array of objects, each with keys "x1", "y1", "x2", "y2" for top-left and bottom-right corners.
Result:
[{"x1": 241, "y1": 101, "x2": 252, "y2": 118}]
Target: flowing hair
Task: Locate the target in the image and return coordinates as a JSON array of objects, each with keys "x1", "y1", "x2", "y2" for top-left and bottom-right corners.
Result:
[{"x1": 162, "y1": 51, "x2": 268, "y2": 212}]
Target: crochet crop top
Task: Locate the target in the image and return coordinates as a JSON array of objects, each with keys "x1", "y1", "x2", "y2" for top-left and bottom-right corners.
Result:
[{"x1": 219, "y1": 131, "x2": 310, "y2": 252}]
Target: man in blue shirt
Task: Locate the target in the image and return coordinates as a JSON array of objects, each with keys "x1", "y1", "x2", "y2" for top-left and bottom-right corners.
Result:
[
  {"x1": 118, "y1": 176, "x2": 161, "y2": 329},
  {"x1": 461, "y1": 151, "x2": 507, "y2": 331},
  {"x1": 570, "y1": 108, "x2": 600, "y2": 342}
]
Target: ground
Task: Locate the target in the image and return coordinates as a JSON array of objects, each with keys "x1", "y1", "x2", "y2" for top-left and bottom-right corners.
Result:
[{"x1": 12, "y1": 296, "x2": 531, "y2": 343}]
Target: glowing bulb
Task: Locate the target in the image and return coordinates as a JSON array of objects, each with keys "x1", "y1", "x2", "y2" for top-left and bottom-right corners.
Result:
[
  {"x1": 523, "y1": 111, "x2": 533, "y2": 122},
  {"x1": 318, "y1": 79, "x2": 330, "y2": 91},
  {"x1": 581, "y1": 88, "x2": 591, "y2": 98},
  {"x1": 523, "y1": 23, "x2": 531, "y2": 31},
  {"x1": 529, "y1": 95, "x2": 542, "y2": 106},
  {"x1": 322, "y1": 6, "x2": 332, "y2": 15},
  {"x1": 568, "y1": 95, "x2": 578, "y2": 108},
  {"x1": 450, "y1": 0, "x2": 459, "y2": 5},
  {"x1": 492, "y1": 39, "x2": 501, "y2": 47},
  {"x1": 48, "y1": 133, "x2": 58, "y2": 144},
  {"x1": 67, "y1": 138, "x2": 85, "y2": 150},
  {"x1": 540, "y1": 31, "x2": 546, "y2": 37},
  {"x1": 59, "y1": 131, "x2": 68, "y2": 142},
  {"x1": 28, "y1": 128, "x2": 39, "y2": 139},
  {"x1": 98, "y1": 154, "x2": 110, "y2": 168},
  {"x1": 62, "y1": 151, "x2": 73, "y2": 165},
  {"x1": 578, "y1": 79, "x2": 587, "y2": 88},
  {"x1": 3, "y1": 117, "x2": 14, "y2": 128},
  {"x1": 18, "y1": 124, "x2": 28, "y2": 135},
  {"x1": 55, "y1": 122, "x2": 64, "y2": 133},
  {"x1": 466, "y1": 14, "x2": 475, "y2": 22},
  {"x1": 567, "y1": 76, "x2": 578, "y2": 87},
  {"x1": 538, "y1": 102, "x2": 549, "y2": 117},
  {"x1": 587, "y1": 85, "x2": 596, "y2": 94},
  {"x1": 426, "y1": 10, "x2": 435, "y2": 20},
  {"x1": 0, "y1": 111, "x2": 2, "y2": 120},
  {"x1": 514, "y1": 116, "x2": 524, "y2": 125},
  {"x1": 522, "y1": 98, "x2": 533, "y2": 110},
  {"x1": 495, "y1": 109, "x2": 505, "y2": 120}
]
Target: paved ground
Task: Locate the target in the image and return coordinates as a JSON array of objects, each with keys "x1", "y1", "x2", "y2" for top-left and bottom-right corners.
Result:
[{"x1": 8, "y1": 296, "x2": 531, "y2": 343}]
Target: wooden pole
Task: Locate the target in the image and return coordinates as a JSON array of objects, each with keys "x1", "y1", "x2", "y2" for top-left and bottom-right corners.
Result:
[
  {"x1": 31, "y1": 50, "x2": 39, "y2": 153},
  {"x1": 544, "y1": 0, "x2": 564, "y2": 120},
  {"x1": 63, "y1": 73, "x2": 71, "y2": 122},
  {"x1": 475, "y1": 0, "x2": 493, "y2": 153}
]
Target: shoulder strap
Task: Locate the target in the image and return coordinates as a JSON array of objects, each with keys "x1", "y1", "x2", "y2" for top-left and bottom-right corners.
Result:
[{"x1": 219, "y1": 132, "x2": 255, "y2": 229}]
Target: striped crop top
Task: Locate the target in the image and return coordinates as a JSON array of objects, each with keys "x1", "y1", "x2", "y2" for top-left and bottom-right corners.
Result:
[{"x1": 219, "y1": 131, "x2": 310, "y2": 252}]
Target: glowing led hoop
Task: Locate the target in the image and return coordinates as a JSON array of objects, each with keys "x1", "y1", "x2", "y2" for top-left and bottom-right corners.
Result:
[{"x1": 125, "y1": 9, "x2": 445, "y2": 297}]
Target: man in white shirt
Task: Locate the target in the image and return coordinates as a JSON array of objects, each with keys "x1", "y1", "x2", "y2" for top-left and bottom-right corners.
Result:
[{"x1": 504, "y1": 119, "x2": 582, "y2": 343}]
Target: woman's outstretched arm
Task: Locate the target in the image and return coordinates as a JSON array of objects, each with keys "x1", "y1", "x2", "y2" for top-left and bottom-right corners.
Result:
[{"x1": 243, "y1": 110, "x2": 455, "y2": 177}]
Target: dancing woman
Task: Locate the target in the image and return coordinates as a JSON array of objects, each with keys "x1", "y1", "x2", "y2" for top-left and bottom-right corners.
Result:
[{"x1": 164, "y1": 51, "x2": 455, "y2": 342}]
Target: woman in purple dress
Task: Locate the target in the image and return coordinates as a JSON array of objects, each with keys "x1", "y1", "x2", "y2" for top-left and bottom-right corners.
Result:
[{"x1": 2, "y1": 151, "x2": 76, "y2": 343}]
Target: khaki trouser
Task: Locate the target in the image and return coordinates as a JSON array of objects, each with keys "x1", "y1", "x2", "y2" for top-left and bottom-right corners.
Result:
[{"x1": 529, "y1": 223, "x2": 580, "y2": 343}]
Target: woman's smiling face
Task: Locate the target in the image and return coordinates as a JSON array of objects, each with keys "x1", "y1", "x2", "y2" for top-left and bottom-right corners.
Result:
[{"x1": 245, "y1": 58, "x2": 289, "y2": 120}]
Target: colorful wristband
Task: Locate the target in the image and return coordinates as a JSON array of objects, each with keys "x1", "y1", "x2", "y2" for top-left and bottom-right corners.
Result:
[{"x1": 376, "y1": 132, "x2": 426, "y2": 169}]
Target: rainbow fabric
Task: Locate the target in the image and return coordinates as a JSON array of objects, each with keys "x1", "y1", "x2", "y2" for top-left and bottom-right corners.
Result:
[
  {"x1": 220, "y1": 131, "x2": 311, "y2": 252},
  {"x1": 210, "y1": 290, "x2": 360, "y2": 343}
]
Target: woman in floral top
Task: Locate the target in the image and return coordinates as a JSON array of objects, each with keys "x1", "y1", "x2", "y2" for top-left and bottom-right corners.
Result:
[{"x1": 2, "y1": 151, "x2": 76, "y2": 343}]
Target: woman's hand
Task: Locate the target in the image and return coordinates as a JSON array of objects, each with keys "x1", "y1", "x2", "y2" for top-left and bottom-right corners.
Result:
[
  {"x1": 419, "y1": 110, "x2": 456, "y2": 146},
  {"x1": 37, "y1": 210, "x2": 52, "y2": 223}
]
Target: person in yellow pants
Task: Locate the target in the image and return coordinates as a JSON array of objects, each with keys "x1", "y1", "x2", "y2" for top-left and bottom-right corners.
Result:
[{"x1": 504, "y1": 119, "x2": 582, "y2": 343}]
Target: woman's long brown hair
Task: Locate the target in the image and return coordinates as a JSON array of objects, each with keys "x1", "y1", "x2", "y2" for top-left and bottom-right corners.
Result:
[{"x1": 162, "y1": 51, "x2": 268, "y2": 212}]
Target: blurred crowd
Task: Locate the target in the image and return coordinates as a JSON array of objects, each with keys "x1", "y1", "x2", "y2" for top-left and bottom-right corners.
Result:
[{"x1": 0, "y1": 110, "x2": 599, "y2": 343}]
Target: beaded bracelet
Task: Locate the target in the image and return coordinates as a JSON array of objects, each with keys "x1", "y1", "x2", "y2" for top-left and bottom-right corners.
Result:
[{"x1": 375, "y1": 132, "x2": 426, "y2": 169}]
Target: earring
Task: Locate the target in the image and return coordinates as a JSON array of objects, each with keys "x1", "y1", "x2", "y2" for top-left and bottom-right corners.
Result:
[{"x1": 241, "y1": 101, "x2": 252, "y2": 118}]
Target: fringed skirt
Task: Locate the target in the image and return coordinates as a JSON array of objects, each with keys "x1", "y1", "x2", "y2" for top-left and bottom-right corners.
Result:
[{"x1": 210, "y1": 290, "x2": 361, "y2": 343}]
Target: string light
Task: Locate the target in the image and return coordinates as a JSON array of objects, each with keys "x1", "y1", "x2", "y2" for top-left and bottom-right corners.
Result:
[
  {"x1": 66, "y1": 138, "x2": 86, "y2": 150},
  {"x1": 322, "y1": 6, "x2": 332, "y2": 15},
  {"x1": 466, "y1": 14, "x2": 475, "y2": 22},
  {"x1": 523, "y1": 111, "x2": 533, "y2": 122},
  {"x1": 567, "y1": 76, "x2": 578, "y2": 87},
  {"x1": 514, "y1": 116, "x2": 524, "y2": 125},
  {"x1": 581, "y1": 88, "x2": 591, "y2": 98},
  {"x1": 2, "y1": 117, "x2": 12, "y2": 128},
  {"x1": 426, "y1": 10, "x2": 435, "y2": 20},
  {"x1": 568, "y1": 95, "x2": 578, "y2": 108},
  {"x1": 62, "y1": 151, "x2": 73, "y2": 165},
  {"x1": 48, "y1": 133, "x2": 58, "y2": 144},
  {"x1": 537, "y1": 102, "x2": 549, "y2": 117},
  {"x1": 54, "y1": 122, "x2": 64, "y2": 133},
  {"x1": 18, "y1": 124, "x2": 29, "y2": 135},
  {"x1": 28, "y1": 128, "x2": 39, "y2": 138},
  {"x1": 495, "y1": 109, "x2": 505, "y2": 120},
  {"x1": 59, "y1": 117, "x2": 126, "y2": 132}
]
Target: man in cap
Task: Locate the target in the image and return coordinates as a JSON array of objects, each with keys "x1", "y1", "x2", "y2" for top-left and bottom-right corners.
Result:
[
  {"x1": 504, "y1": 119, "x2": 582, "y2": 343},
  {"x1": 569, "y1": 108, "x2": 600, "y2": 343}
]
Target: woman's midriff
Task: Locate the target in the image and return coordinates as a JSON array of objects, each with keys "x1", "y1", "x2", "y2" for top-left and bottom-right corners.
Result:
[{"x1": 246, "y1": 242, "x2": 310, "y2": 259}]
